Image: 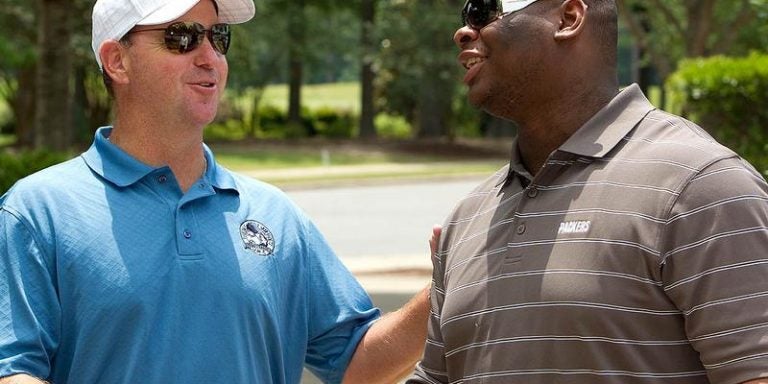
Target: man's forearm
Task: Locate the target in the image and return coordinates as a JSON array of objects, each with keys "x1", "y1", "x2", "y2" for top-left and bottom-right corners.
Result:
[
  {"x1": 343, "y1": 284, "x2": 430, "y2": 384},
  {"x1": 0, "y1": 374, "x2": 48, "y2": 384}
]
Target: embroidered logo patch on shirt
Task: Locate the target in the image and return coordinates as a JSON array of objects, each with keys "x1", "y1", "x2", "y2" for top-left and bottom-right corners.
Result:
[{"x1": 240, "y1": 220, "x2": 275, "y2": 256}]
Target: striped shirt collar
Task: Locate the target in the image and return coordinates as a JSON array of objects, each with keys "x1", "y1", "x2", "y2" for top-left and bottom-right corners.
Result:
[{"x1": 499, "y1": 83, "x2": 656, "y2": 186}]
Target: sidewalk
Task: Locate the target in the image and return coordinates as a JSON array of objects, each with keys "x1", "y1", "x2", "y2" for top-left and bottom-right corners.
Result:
[
  {"x1": 344, "y1": 254, "x2": 432, "y2": 294},
  {"x1": 241, "y1": 160, "x2": 502, "y2": 189}
]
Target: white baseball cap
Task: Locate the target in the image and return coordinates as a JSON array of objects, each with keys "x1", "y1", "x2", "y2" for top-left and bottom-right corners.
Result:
[
  {"x1": 91, "y1": 0, "x2": 255, "y2": 68},
  {"x1": 501, "y1": 0, "x2": 540, "y2": 13}
]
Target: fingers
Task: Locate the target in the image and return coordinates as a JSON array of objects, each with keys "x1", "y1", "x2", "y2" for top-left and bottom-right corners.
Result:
[{"x1": 429, "y1": 224, "x2": 443, "y2": 259}]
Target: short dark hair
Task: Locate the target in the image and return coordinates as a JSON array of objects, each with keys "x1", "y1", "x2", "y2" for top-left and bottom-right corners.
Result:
[{"x1": 586, "y1": 0, "x2": 618, "y2": 65}]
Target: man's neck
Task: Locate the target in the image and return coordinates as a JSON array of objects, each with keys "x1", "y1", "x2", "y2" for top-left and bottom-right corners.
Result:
[
  {"x1": 109, "y1": 121, "x2": 207, "y2": 193},
  {"x1": 515, "y1": 86, "x2": 618, "y2": 176}
]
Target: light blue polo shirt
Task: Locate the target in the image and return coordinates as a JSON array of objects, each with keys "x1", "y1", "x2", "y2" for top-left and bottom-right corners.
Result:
[{"x1": 0, "y1": 127, "x2": 380, "y2": 383}]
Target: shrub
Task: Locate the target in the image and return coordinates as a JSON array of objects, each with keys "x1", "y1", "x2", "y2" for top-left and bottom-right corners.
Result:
[
  {"x1": 257, "y1": 105, "x2": 291, "y2": 139},
  {"x1": 310, "y1": 107, "x2": 356, "y2": 139},
  {"x1": 204, "y1": 120, "x2": 249, "y2": 142},
  {"x1": 666, "y1": 52, "x2": 768, "y2": 174},
  {"x1": 0, "y1": 150, "x2": 70, "y2": 194},
  {"x1": 375, "y1": 113, "x2": 412, "y2": 139}
]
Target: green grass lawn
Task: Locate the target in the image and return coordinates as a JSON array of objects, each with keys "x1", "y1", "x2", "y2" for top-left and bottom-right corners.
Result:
[
  {"x1": 211, "y1": 143, "x2": 449, "y2": 171},
  {"x1": 259, "y1": 82, "x2": 360, "y2": 113}
]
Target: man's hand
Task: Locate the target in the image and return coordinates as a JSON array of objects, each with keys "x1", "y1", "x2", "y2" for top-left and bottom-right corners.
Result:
[
  {"x1": 429, "y1": 224, "x2": 442, "y2": 263},
  {"x1": 340, "y1": 225, "x2": 441, "y2": 384}
]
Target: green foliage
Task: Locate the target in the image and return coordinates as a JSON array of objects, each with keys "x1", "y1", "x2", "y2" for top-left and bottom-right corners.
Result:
[
  {"x1": 227, "y1": 1, "x2": 361, "y2": 90},
  {"x1": 207, "y1": 105, "x2": 359, "y2": 141},
  {"x1": 204, "y1": 120, "x2": 249, "y2": 142},
  {"x1": 0, "y1": 150, "x2": 70, "y2": 194},
  {"x1": 666, "y1": 52, "x2": 768, "y2": 174},
  {"x1": 618, "y1": 0, "x2": 768, "y2": 80},
  {"x1": 374, "y1": 113, "x2": 412, "y2": 139},
  {"x1": 375, "y1": 0, "x2": 464, "y2": 133},
  {"x1": 312, "y1": 107, "x2": 356, "y2": 138}
]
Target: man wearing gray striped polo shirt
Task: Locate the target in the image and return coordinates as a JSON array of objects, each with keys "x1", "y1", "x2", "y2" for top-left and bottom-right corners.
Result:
[{"x1": 408, "y1": 0, "x2": 768, "y2": 383}]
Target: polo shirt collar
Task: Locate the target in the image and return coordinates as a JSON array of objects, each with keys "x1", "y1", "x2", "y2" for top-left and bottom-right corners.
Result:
[
  {"x1": 81, "y1": 126, "x2": 238, "y2": 192},
  {"x1": 499, "y1": 84, "x2": 655, "y2": 186},
  {"x1": 559, "y1": 83, "x2": 655, "y2": 158}
]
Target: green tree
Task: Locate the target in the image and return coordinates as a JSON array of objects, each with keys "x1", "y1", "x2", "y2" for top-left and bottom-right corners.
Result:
[
  {"x1": 359, "y1": 0, "x2": 377, "y2": 139},
  {"x1": 35, "y1": 0, "x2": 74, "y2": 150},
  {"x1": 617, "y1": 0, "x2": 768, "y2": 81},
  {"x1": 0, "y1": 0, "x2": 37, "y2": 147},
  {"x1": 377, "y1": 0, "x2": 463, "y2": 138}
]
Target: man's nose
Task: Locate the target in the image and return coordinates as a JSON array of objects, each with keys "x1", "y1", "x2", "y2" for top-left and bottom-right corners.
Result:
[{"x1": 453, "y1": 25, "x2": 479, "y2": 47}]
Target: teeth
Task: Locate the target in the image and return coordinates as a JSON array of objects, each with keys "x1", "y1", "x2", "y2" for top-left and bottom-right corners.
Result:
[{"x1": 466, "y1": 57, "x2": 485, "y2": 69}]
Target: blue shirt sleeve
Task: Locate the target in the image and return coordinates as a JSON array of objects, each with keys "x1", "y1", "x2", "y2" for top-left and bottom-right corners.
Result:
[
  {"x1": 0, "y1": 206, "x2": 59, "y2": 380},
  {"x1": 301, "y1": 218, "x2": 380, "y2": 384}
]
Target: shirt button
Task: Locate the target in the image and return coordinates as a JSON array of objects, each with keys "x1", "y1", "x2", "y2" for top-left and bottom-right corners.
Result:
[
  {"x1": 527, "y1": 187, "x2": 539, "y2": 198},
  {"x1": 183, "y1": 230, "x2": 192, "y2": 239},
  {"x1": 199, "y1": 183, "x2": 207, "y2": 189},
  {"x1": 516, "y1": 223, "x2": 526, "y2": 235},
  {"x1": 158, "y1": 175, "x2": 167, "y2": 183}
]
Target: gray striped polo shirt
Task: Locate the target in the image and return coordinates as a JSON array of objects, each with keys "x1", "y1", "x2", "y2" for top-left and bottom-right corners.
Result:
[{"x1": 409, "y1": 84, "x2": 768, "y2": 384}]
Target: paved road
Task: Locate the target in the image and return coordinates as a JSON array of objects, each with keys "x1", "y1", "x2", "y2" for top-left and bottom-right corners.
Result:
[{"x1": 286, "y1": 177, "x2": 485, "y2": 262}]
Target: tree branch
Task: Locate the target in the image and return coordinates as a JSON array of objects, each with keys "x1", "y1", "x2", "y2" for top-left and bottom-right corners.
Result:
[
  {"x1": 712, "y1": 0, "x2": 756, "y2": 55},
  {"x1": 616, "y1": 0, "x2": 674, "y2": 78},
  {"x1": 647, "y1": 0, "x2": 685, "y2": 37}
]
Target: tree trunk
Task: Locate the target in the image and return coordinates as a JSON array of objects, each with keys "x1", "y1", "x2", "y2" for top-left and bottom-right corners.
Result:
[
  {"x1": 359, "y1": 0, "x2": 376, "y2": 139},
  {"x1": 414, "y1": 0, "x2": 454, "y2": 139},
  {"x1": 287, "y1": 0, "x2": 306, "y2": 134},
  {"x1": 416, "y1": 72, "x2": 452, "y2": 139},
  {"x1": 9, "y1": 67, "x2": 37, "y2": 148},
  {"x1": 684, "y1": 0, "x2": 715, "y2": 57},
  {"x1": 34, "y1": 0, "x2": 72, "y2": 150}
]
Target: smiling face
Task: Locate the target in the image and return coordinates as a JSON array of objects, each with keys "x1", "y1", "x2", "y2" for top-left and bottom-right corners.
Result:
[
  {"x1": 453, "y1": 2, "x2": 557, "y2": 121},
  {"x1": 119, "y1": 0, "x2": 227, "y2": 129}
]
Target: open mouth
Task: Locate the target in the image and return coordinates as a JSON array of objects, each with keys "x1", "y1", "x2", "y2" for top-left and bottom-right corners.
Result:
[{"x1": 465, "y1": 57, "x2": 486, "y2": 70}]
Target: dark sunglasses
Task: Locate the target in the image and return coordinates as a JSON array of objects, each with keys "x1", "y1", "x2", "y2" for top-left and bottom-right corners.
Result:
[
  {"x1": 126, "y1": 22, "x2": 231, "y2": 55},
  {"x1": 461, "y1": 0, "x2": 539, "y2": 30}
]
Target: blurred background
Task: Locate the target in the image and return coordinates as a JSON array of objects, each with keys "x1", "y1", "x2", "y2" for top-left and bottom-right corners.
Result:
[
  {"x1": 2, "y1": 2, "x2": 767, "y2": 382},
  {"x1": 1, "y1": 0, "x2": 767, "y2": 191}
]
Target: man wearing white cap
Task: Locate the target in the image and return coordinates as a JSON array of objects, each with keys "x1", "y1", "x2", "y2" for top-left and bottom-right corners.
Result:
[
  {"x1": 0, "y1": 1, "x2": 429, "y2": 383},
  {"x1": 409, "y1": 0, "x2": 768, "y2": 383}
]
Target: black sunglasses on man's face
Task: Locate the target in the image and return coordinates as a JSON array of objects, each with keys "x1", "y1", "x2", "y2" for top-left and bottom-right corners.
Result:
[{"x1": 126, "y1": 21, "x2": 231, "y2": 55}]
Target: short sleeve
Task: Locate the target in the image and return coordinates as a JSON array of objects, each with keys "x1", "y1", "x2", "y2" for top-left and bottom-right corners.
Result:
[
  {"x1": 660, "y1": 157, "x2": 768, "y2": 384},
  {"x1": 0, "y1": 207, "x2": 60, "y2": 379},
  {"x1": 301, "y1": 218, "x2": 380, "y2": 384}
]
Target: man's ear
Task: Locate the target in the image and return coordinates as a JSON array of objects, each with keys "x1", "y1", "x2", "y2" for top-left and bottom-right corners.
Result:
[
  {"x1": 99, "y1": 40, "x2": 130, "y2": 85},
  {"x1": 554, "y1": 0, "x2": 587, "y2": 41}
]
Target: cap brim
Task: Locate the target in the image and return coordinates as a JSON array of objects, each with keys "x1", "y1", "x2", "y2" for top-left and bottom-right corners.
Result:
[{"x1": 501, "y1": 0, "x2": 539, "y2": 13}]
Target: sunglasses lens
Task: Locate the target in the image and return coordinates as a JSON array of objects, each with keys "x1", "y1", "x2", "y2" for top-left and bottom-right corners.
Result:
[
  {"x1": 165, "y1": 22, "x2": 203, "y2": 54},
  {"x1": 210, "y1": 24, "x2": 231, "y2": 55},
  {"x1": 162, "y1": 22, "x2": 231, "y2": 55},
  {"x1": 462, "y1": 0, "x2": 500, "y2": 29}
]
